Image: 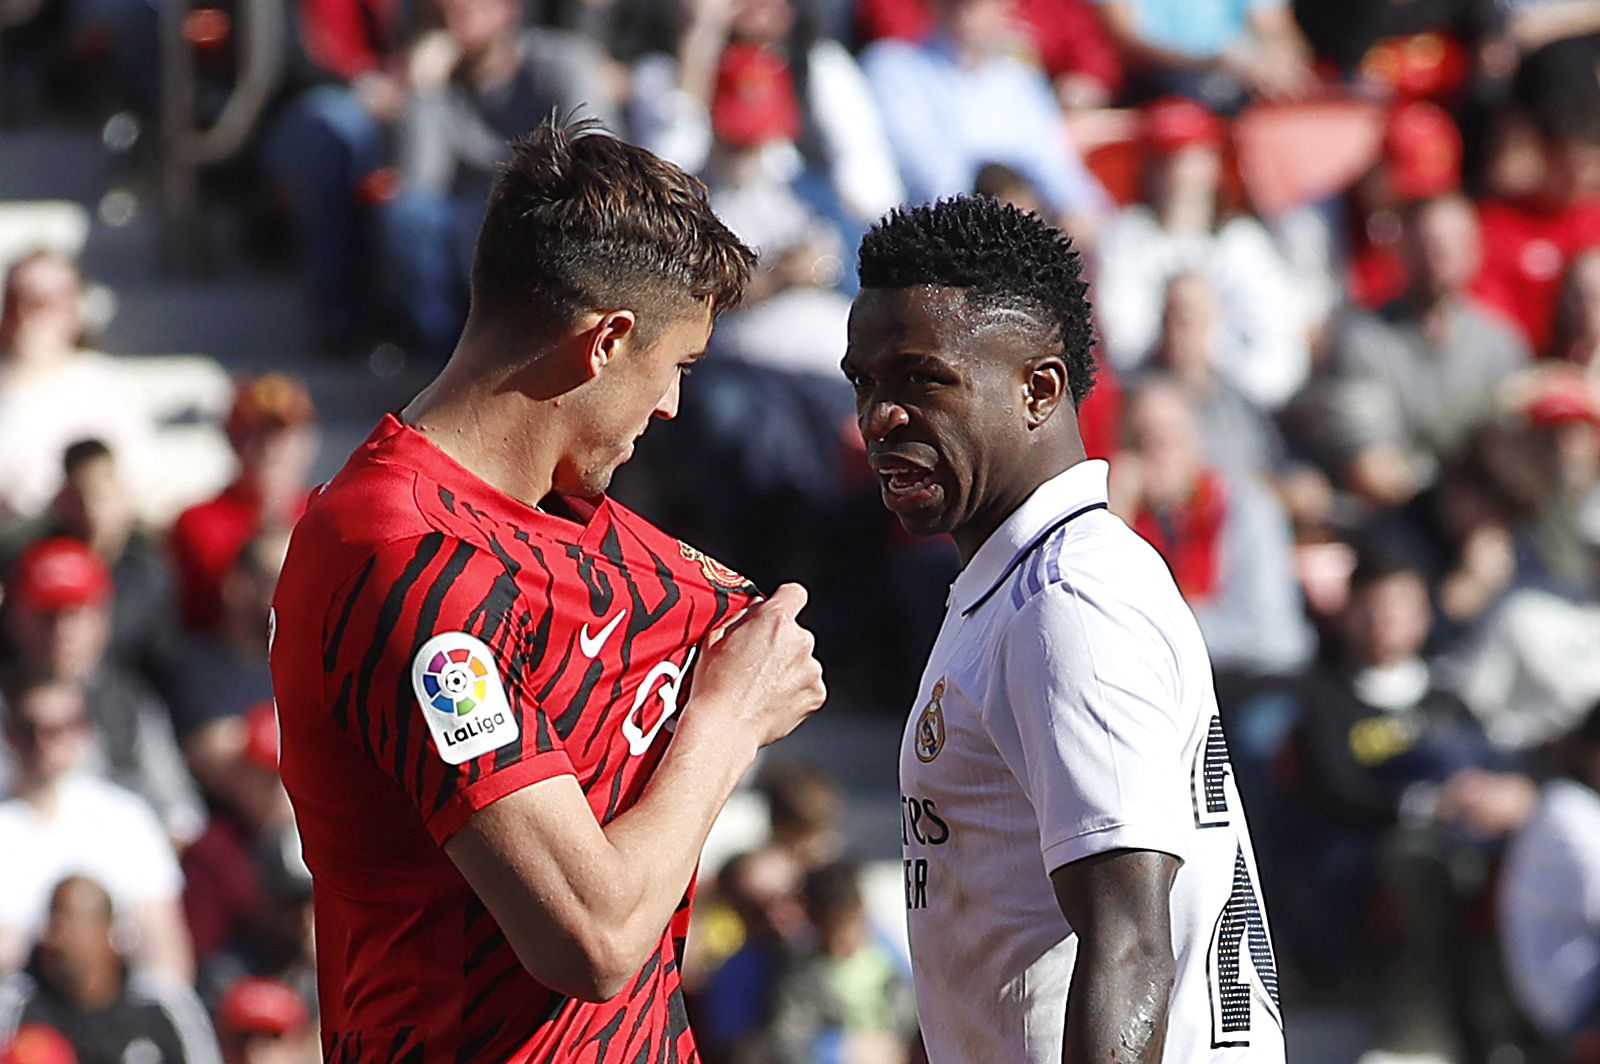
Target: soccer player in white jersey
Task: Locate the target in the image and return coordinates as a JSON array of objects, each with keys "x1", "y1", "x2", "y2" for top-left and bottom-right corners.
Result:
[{"x1": 840, "y1": 197, "x2": 1285, "y2": 1063}]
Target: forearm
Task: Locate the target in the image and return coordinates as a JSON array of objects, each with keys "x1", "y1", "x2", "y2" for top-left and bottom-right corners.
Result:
[
  {"x1": 1062, "y1": 941, "x2": 1174, "y2": 1064},
  {"x1": 597, "y1": 720, "x2": 756, "y2": 960}
]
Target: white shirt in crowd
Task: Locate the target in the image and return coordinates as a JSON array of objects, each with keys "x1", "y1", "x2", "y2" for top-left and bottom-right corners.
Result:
[
  {"x1": 900, "y1": 459, "x2": 1284, "y2": 1062},
  {"x1": 1094, "y1": 208, "x2": 1311, "y2": 410},
  {"x1": 0, "y1": 773, "x2": 182, "y2": 951},
  {"x1": 1500, "y1": 779, "x2": 1600, "y2": 1039}
]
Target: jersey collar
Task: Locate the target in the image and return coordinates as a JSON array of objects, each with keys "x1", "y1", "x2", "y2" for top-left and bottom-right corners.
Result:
[{"x1": 949, "y1": 459, "x2": 1110, "y2": 616}]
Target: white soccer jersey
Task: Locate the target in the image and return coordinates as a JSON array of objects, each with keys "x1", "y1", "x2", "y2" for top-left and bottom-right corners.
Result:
[{"x1": 899, "y1": 460, "x2": 1284, "y2": 1063}]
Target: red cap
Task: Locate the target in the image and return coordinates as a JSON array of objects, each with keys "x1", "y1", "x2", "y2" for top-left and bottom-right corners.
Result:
[
  {"x1": 242, "y1": 699, "x2": 280, "y2": 772},
  {"x1": 710, "y1": 43, "x2": 802, "y2": 148},
  {"x1": 1, "y1": 1026, "x2": 77, "y2": 1064},
  {"x1": 8, "y1": 538, "x2": 112, "y2": 612},
  {"x1": 226, "y1": 373, "x2": 315, "y2": 443},
  {"x1": 1143, "y1": 96, "x2": 1226, "y2": 155},
  {"x1": 1526, "y1": 379, "x2": 1599, "y2": 427},
  {"x1": 219, "y1": 978, "x2": 308, "y2": 1037},
  {"x1": 1384, "y1": 100, "x2": 1461, "y2": 201}
]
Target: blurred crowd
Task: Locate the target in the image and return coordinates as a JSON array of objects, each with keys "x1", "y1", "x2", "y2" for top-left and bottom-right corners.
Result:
[{"x1": 2, "y1": 0, "x2": 1600, "y2": 1061}]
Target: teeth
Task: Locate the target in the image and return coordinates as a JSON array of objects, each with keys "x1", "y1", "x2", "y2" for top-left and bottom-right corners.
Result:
[{"x1": 884, "y1": 469, "x2": 933, "y2": 495}]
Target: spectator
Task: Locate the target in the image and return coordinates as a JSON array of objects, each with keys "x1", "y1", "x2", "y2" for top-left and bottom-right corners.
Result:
[
  {"x1": 0, "y1": 251, "x2": 155, "y2": 522},
  {"x1": 695, "y1": 849, "x2": 808, "y2": 1061},
  {"x1": 687, "y1": 40, "x2": 857, "y2": 376},
  {"x1": 0, "y1": 678, "x2": 190, "y2": 981},
  {"x1": 761, "y1": 861, "x2": 915, "y2": 1064},
  {"x1": 630, "y1": 0, "x2": 902, "y2": 239},
  {"x1": 1111, "y1": 377, "x2": 1314, "y2": 675},
  {"x1": 1451, "y1": 488, "x2": 1600, "y2": 751},
  {"x1": 1500, "y1": 700, "x2": 1600, "y2": 1056},
  {"x1": 1, "y1": 537, "x2": 200, "y2": 840},
  {"x1": 1142, "y1": 271, "x2": 1289, "y2": 478},
  {"x1": 855, "y1": 0, "x2": 1125, "y2": 108},
  {"x1": 0, "y1": 440, "x2": 183, "y2": 707},
  {"x1": 381, "y1": 0, "x2": 620, "y2": 358},
  {"x1": 1550, "y1": 245, "x2": 1600, "y2": 368},
  {"x1": 1314, "y1": 193, "x2": 1531, "y2": 510},
  {"x1": 171, "y1": 530, "x2": 286, "y2": 808},
  {"x1": 1471, "y1": 47, "x2": 1600, "y2": 352},
  {"x1": 215, "y1": 978, "x2": 314, "y2": 1064},
  {"x1": 758, "y1": 760, "x2": 844, "y2": 873},
  {"x1": 1344, "y1": 100, "x2": 1467, "y2": 313},
  {"x1": 1095, "y1": 0, "x2": 1316, "y2": 111},
  {"x1": 860, "y1": 0, "x2": 1109, "y2": 235},
  {"x1": 171, "y1": 375, "x2": 316, "y2": 635},
  {"x1": 1282, "y1": 547, "x2": 1533, "y2": 1060},
  {"x1": 1094, "y1": 97, "x2": 1311, "y2": 408},
  {"x1": 181, "y1": 701, "x2": 295, "y2": 979},
  {"x1": 257, "y1": 0, "x2": 415, "y2": 353},
  {"x1": 0, "y1": 877, "x2": 218, "y2": 1064}
]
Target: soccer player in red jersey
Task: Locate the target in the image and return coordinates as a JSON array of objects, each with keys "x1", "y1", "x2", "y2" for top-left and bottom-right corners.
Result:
[{"x1": 268, "y1": 117, "x2": 827, "y2": 1063}]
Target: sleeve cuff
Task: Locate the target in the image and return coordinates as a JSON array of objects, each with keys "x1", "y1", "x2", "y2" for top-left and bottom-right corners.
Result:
[
  {"x1": 424, "y1": 748, "x2": 578, "y2": 845},
  {"x1": 1042, "y1": 821, "x2": 1190, "y2": 875}
]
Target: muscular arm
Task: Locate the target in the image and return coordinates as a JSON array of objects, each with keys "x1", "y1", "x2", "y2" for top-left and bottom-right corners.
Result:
[
  {"x1": 444, "y1": 718, "x2": 754, "y2": 1001},
  {"x1": 1051, "y1": 849, "x2": 1180, "y2": 1064},
  {"x1": 445, "y1": 585, "x2": 823, "y2": 1002}
]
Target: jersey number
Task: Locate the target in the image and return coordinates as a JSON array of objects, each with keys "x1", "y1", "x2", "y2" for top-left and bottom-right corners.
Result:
[{"x1": 1192, "y1": 715, "x2": 1282, "y2": 1048}]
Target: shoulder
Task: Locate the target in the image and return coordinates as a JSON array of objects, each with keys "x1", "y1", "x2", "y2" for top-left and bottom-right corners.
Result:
[
  {"x1": 861, "y1": 38, "x2": 930, "y2": 76},
  {"x1": 1000, "y1": 513, "x2": 1188, "y2": 657},
  {"x1": 66, "y1": 776, "x2": 165, "y2": 827}
]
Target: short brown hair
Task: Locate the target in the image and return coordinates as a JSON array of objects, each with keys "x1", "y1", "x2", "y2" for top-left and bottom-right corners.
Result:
[{"x1": 470, "y1": 117, "x2": 756, "y2": 341}]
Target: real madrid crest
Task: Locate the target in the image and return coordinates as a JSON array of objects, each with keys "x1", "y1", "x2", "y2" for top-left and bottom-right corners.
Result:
[{"x1": 915, "y1": 678, "x2": 946, "y2": 763}]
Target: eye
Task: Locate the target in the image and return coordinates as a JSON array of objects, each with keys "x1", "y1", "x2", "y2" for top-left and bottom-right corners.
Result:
[
  {"x1": 907, "y1": 372, "x2": 939, "y2": 386},
  {"x1": 678, "y1": 363, "x2": 696, "y2": 378},
  {"x1": 843, "y1": 369, "x2": 869, "y2": 389}
]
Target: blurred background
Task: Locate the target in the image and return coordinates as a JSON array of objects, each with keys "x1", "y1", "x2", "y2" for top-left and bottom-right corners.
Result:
[{"x1": 1, "y1": 0, "x2": 1600, "y2": 1061}]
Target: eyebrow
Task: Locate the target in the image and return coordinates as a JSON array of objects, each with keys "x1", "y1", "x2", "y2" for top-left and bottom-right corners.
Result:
[{"x1": 842, "y1": 350, "x2": 955, "y2": 374}]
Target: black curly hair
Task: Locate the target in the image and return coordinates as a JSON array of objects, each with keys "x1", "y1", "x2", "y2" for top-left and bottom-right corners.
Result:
[{"x1": 857, "y1": 196, "x2": 1096, "y2": 404}]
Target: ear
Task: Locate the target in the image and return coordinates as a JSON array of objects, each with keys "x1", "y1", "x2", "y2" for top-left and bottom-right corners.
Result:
[
  {"x1": 581, "y1": 310, "x2": 639, "y2": 380},
  {"x1": 1023, "y1": 356, "x2": 1069, "y2": 429}
]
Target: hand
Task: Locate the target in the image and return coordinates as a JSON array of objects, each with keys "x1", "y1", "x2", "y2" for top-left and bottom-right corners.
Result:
[
  {"x1": 353, "y1": 71, "x2": 408, "y2": 122},
  {"x1": 407, "y1": 32, "x2": 460, "y2": 93},
  {"x1": 1435, "y1": 769, "x2": 1538, "y2": 839},
  {"x1": 681, "y1": 583, "x2": 825, "y2": 751}
]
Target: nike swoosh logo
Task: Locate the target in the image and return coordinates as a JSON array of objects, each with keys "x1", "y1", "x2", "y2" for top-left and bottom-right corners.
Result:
[{"x1": 579, "y1": 608, "x2": 627, "y2": 659}]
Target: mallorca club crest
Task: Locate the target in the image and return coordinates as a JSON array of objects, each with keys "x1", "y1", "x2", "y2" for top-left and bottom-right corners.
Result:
[
  {"x1": 678, "y1": 541, "x2": 755, "y2": 592},
  {"x1": 915, "y1": 678, "x2": 947, "y2": 763}
]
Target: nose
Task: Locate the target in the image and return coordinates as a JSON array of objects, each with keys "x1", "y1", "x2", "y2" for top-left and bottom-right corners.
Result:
[
  {"x1": 860, "y1": 396, "x2": 910, "y2": 442},
  {"x1": 654, "y1": 372, "x2": 682, "y2": 421}
]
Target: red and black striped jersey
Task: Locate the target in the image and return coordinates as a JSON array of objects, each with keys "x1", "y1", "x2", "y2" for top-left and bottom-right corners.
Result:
[{"x1": 269, "y1": 414, "x2": 757, "y2": 1063}]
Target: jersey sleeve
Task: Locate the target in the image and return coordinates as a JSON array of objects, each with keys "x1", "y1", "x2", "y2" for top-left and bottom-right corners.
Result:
[
  {"x1": 986, "y1": 581, "x2": 1193, "y2": 873},
  {"x1": 322, "y1": 533, "x2": 575, "y2": 845}
]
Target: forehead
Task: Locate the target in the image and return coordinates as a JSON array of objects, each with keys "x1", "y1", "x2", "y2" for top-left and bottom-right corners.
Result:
[{"x1": 845, "y1": 286, "x2": 993, "y2": 364}]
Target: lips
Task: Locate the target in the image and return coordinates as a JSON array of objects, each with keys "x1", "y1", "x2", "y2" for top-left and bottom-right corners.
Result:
[{"x1": 869, "y1": 452, "x2": 943, "y2": 514}]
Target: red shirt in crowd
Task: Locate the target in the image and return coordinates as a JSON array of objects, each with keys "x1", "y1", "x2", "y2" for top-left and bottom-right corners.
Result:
[
  {"x1": 1473, "y1": 196, "x2": 1600, "y2": 353},
  {"x1": 172, "y1": 481, "x2": 310, "y2": 632},
  {"x1": 270, "y1": 414, "x2": 756, "y2": 1063}
]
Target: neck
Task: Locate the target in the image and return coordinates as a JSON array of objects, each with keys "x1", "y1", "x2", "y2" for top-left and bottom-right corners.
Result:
[
  {"x1": 402, "y1": 346, "x2": 561, "y2": 508},
  {"x1": 1157, "y1": 197, "x2": 1213, "y2": 234},
  {"x1": 21, "y1": 773, "x2": 64, "y2": 815},
  {"x1": 57, "y1": 958, "x2": 121, "y2": 1010},
  {"x1": 952, "y1": 440, "x2": 1088, "y2": 566},
  {"x1": 468, "y1": 34, "x2": 521, "y2": 89}
]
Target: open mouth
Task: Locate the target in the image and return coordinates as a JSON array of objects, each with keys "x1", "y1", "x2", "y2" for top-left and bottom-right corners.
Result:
[{"x1": 871, "y1": 455, "x2": 943, "y2": 514}]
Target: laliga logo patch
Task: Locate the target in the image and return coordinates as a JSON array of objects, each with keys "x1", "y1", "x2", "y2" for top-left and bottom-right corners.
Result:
[
  {"x1": 412, "y1": 632, "x2": 519, "y2": 765},
  {"x1": 678, "y1": 541, "x2": 753, "y2": 592},
  {"x1": 915, "y1": 678, "x2": 946, "y2": 763}
]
